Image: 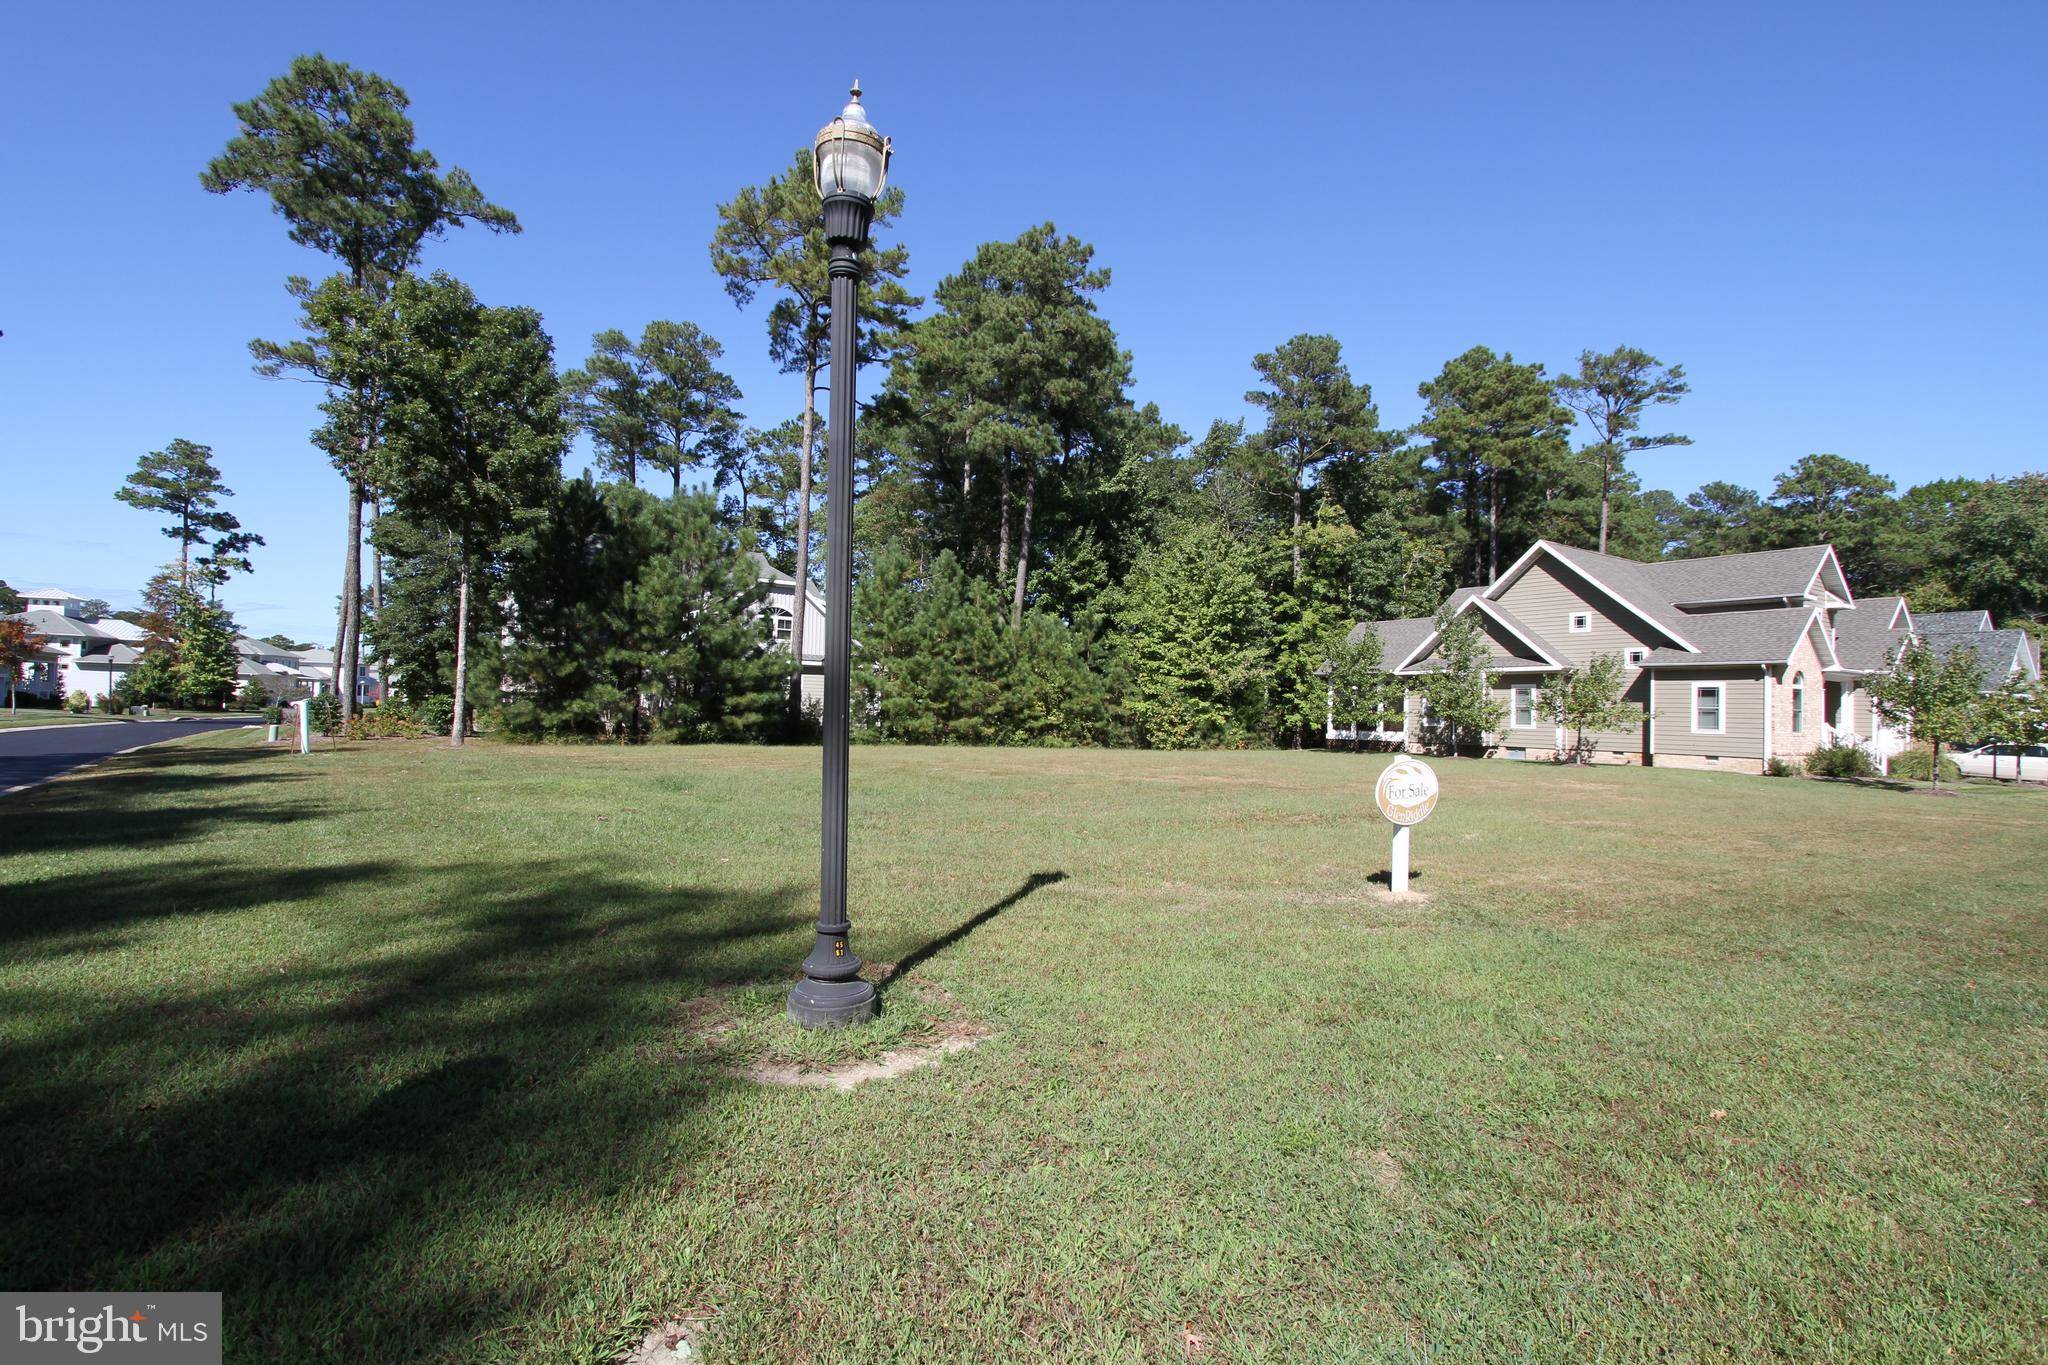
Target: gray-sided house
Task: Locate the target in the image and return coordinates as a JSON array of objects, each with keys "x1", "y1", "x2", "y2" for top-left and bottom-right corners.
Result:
[
  {"x1": 749, "y1": 552, "x2": 827, "y2": 708},
  {"x1": 1335, "y1": 540, "x2": 2039, "y2": 775}
]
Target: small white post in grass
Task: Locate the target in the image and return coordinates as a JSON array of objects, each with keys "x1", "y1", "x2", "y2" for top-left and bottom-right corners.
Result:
[
  {"x1": 1374, "y1": 757, "x2": 1440, "y2": 894},
  {"x1": 295, "y1": 699, "x2": 312, "y2": 755}
]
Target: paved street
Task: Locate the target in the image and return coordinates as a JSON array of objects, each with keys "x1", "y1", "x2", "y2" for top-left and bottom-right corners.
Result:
[{"x1": 0, "y1": 716, "x2": 253, "y2": 794}]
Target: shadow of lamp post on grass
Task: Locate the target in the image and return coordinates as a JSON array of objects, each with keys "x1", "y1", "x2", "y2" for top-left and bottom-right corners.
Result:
[{"x1": 787, "y1": 82, "x2": 895, "y2": 1030}]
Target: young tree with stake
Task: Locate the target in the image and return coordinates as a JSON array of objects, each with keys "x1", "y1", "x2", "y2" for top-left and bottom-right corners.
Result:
[
  {"x1": 1537, "y1": 654, "x2": 1639, "y2": 764},
  {"x1": 1867, "y1": 638, "x2": 1987, "y2": 791}
]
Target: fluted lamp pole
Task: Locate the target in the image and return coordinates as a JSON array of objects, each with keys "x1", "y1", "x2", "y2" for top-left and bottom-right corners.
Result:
[{"x1": 788, "y1": 81, "x2": 892, "y2": 1029}]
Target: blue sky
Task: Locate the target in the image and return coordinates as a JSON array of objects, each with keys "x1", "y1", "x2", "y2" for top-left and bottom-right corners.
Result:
[{"x1": 2, "y1": 1, "x2": 2042, "y2": 639}]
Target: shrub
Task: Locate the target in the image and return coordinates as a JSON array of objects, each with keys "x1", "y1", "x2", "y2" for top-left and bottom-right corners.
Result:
[
  {"x1": 1764, "y1": 757, "x2": 1801, "y2": 778},
  {"x1": 261, "y1": 704, "x2": 282, "y2": 726},
  {"x1": 95, "y1": 693, "x2": 125, "y2": 715},
  {"x1": 65, "y1": 690, "x2": 91, "y2": 714},
  {"x1": 306, "y1": 693, "x2": 343, "y2": 735},
  {"x1": 343, "y1": 704, "x2": 427, "y2": 740},
  {"x1": 1891, "y1": 749, "x2": 1961, "y2": 783},
  {"x1": 234, "y1": 679, "x2": 271, "y2": 712},
  {"x1": 1804, "y1": 740, "x2": 1876, "y2": 780},
  {"x1": 415, "y1": 695, "x2": 455, "y2": 736}
]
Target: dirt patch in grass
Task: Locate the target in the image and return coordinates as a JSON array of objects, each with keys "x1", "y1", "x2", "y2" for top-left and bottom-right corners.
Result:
[{"x1": 675, "y1": 977, "x2": 993, "y2": 1088}]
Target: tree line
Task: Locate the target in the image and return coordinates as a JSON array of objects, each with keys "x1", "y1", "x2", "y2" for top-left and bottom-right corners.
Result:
[{"x1": 115, "y1": 54, "x2": 2043, "y2": 747}]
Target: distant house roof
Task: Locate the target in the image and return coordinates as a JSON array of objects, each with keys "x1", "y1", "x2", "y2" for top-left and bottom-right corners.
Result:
[
  {"x1": 1915, "y1": 610, "x2": 1993, "y2": 634},
  {"x1": 1920, "y1": 628, "x2": 2038, "y2": 689},
  {"x1": 1349, "y1": 617, "x2": 1435, "y2": 668},
  {"x1": 7, "y1": 608, "x2": 121, "y2": 642},
  {"x1": 19, "y1": 587, "x2": 85, "y2": 602}
]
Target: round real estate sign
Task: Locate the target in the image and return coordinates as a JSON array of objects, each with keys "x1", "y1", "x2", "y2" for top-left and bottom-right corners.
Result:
[{"x1": 1374, "y1": 758, "x2": 1439, "y2": 826}]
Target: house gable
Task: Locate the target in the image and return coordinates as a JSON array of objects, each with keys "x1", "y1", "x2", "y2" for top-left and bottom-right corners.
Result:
[
  {"x1": 1491, "y1": 553, "x2": 1665, "y2": 667},
  {"x1": 1489, "y1": 541, "x2": 1696, "y2": 652}
]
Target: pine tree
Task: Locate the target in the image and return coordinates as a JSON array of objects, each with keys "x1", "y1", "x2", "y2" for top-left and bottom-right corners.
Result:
[{"x1": 114, "y1": 440, "x2": 246, "y2": 595}]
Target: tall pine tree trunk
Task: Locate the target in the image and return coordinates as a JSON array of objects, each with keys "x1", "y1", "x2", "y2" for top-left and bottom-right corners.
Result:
[
  {"x1": 1011, "y1": 459, "x2": 1036, "y2": 630},
  {"x1": 1291, "y1": 471, "x2": 1303, "y2": 587},
  {"x1": 334, "y1": 477, "x2": 363, "y2": 721},
  {"x1": 1487, "y1": 477, "x2": 1500, "y2": 585},
  {"x1": 1597, "y1": 446, "x2": 1612, "y2": 554},
  {"x1": 997, "y1": 457, "x2": 1011, "y2": 585},
  {"x1": 450, "y1": 552, "x2": 471, "y2": 748},
  {"x1": 369, "y1": 499, "x2": 385, "y2": 702},
  {"x1": 789, "y1": 358, "x2": 818, "y2": 729}
]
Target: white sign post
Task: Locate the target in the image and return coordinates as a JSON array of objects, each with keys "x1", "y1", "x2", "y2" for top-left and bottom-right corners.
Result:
[
  {"x1": 295, "y1": 699, "x2": 312, "y2": 755},
  {"x1": 1373, "y1": 758, "x2": 1440, "y2": 894}
]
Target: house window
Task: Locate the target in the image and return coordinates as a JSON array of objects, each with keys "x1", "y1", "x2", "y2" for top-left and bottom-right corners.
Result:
[
  {"x1": 1625, "y1": 648, "x2": 1647, "y2": 668},
  {"x1": 1512, "y1": 684, "x2": 1537, "y2": 728},
  {"x1": 1790, "y1": 671, "x2": 1805, "y2": 733},
  {"x1": 1569, "y1": 612, "x2": 1592, "y2": 634},
  {"x1": 767, "y1": 608, "x2": 793, "y2": 644},
  {"x1": 1693, "y1": 683, "x2": 1724, "y2": 734}
]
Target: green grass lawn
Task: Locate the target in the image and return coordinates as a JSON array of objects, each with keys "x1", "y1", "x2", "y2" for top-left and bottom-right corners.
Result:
[{"x1": 2, "y1": 734, "x2": 2042, "y2": 1361}]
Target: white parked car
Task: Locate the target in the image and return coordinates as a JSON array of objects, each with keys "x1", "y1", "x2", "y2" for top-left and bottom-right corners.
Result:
[{"x1": 1952, "y1": 742, "x2": 2047, "y2": 780}]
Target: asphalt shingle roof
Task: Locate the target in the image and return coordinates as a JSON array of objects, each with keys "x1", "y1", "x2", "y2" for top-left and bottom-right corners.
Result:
[
  {"x1": 1834, "y1": 596, "x2": 1911, "y2": 672},
  {"x1": 1636, "y1": 544, "x2": 1837, "y2": 605},
  {"x1": 1914, "y1": 610, "x2": 1992, "y2": 634},
  {"x1": 1636, "y1": 607, "x2": 1822, "y2": 667}
]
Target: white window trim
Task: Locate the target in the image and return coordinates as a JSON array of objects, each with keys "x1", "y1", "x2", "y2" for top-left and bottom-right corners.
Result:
[
  {"x1": 1624, "y1": 647, "x2": 1647, "y2": 667},
  {"x1": 1691, "y1": 681, "x2": 1726, "y2": 735},
  {"x1": 1511, "y1": 684, "x2": 1537, "y2": 729},
  {"x1": 1568, "y1": 611, "x2": 1593, "y2": 634}
]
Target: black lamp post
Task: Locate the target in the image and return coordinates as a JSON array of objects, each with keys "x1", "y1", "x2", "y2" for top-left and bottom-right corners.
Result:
[{"x1": 788, "y1": 82, "x2": 892, "y2": 1030}]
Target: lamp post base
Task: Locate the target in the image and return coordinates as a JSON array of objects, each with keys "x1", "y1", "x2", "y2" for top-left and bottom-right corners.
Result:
[{"x1": 788, "y1": 976, "x2": 878, "y2": 1029}]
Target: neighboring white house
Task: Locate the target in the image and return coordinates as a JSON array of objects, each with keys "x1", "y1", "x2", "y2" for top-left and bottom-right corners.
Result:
[
  {"x1": 4, "y1": 586, "x2": 375, "y2": 705},
  {"x1": 749, "y1": 552, "x2": 827, "y2": 708},
  {"x1": 5, "y1": 589, "x2": 150, "y2": 704}
]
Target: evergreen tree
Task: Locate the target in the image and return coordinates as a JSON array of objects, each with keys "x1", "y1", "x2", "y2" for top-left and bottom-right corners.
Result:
[
  {"x1": 1764, "y1": 454, "x2": 1899, "y2": 588},
  {"x1": 1244, "y1": 333, "x2": 1393, "y2": 586},
  {"x1": 562, "y1": 329, "x2": 657, "y2": 486},
  {"x1": 638, "y1": 320, "x2": 744, "y2": 496},
  {"x1": 711, "y1": 145, "x2": 915, "y2": 725},
  {"x1": 170, "y1": 589, "x2": 240, "y2": 708},
  {"x1": 852, "y1": 545, "x2": 1006, "y2": 743},
  {"x1": 114, "y1": 439, "x2": 245, "y2": 594},
  {"x1": 208, "y1": 54, "x2": 519, "y2": 723},
  {"x1": 1116, "y1": 523, "x2": 1271, "y2": 749},
  {"x1": 1417, "y1": 346, "x2": 1577, "y2": 586},
  {"x1": 1555, "y1": 346, "x2": 1692, "y2": 553}
]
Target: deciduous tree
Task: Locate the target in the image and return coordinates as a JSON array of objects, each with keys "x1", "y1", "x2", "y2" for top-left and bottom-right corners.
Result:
[
  {"x1": 375, "y1": 273, "x2": 565, "y2": 747},
  {"x1": 0, "y1": 619, "x2": 49, "y2": 713},
  {"x1": 1537, "y1": 653, "x2": 1638, "y2": 763},
  {"x1": 1417, "y1": 606, "x2": 1506, "y2": 755},
  {"x1": 1868, "y1": 638, "x2": 1986, "y2": 791}
]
